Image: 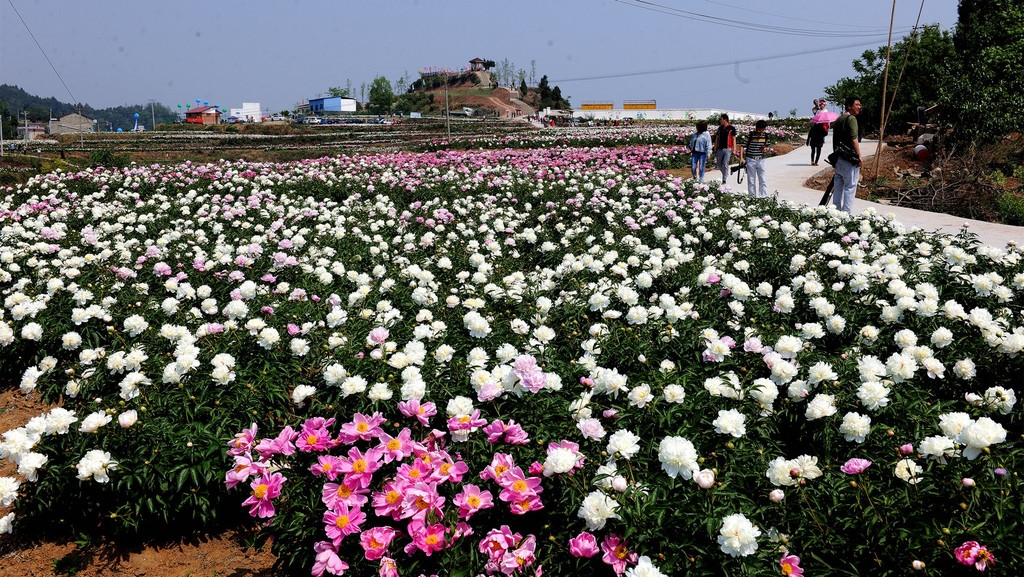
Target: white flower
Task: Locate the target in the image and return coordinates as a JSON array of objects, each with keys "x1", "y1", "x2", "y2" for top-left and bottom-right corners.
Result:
[
  {"x1": 857, "y1": 381, "x2": 891, "y2": 411},
  {"x1": 918, "y1": 435, "x2": 956, "y2": 464},
  {"x1": 341, "y1": 376, "x2": 368, "y2": 397},
  {"x1": 662, "y1": 384, "x2": 686, "y2": 403},
  {"x1": 713, "y1": 409, "x2": 747, "y2": 437},
  {"x1": 806, "y1": 361, "x2": 837, "y2": 385},
  {"x1": 930, "y1": 327, "x2": 954, "y2": 348},
  {"x1": 624, "y1": 556, "x2": 667, "y2": 577},
  {"x1": 543, "y1": 447, "x2": 581, "y2": 476},
  {"x1": 79, "y1": 411, "x2": 112, "y2": 433},
  {"x1": 774, "y1": 335, "x2": 803, "y2": 358},
  {"x1": 463, "y1": 311, "x2": 491, "y2": 338},
  {"x1": 0, "y1": 512, "x2": 13, "y2": 534},
  {"x1": 894, "y1": 459, "x2": 923, "y2": 485},
  {"x1": 20, "y1": 322, "x2": 43, "y2": 341},
  {"x1": 628, "y1": 383, "x2": 654, "y2": 408},
  {"x1": 62, "y1": 331, "x2": 82, "y2": 350},
  {"x1": 718, "y1": 513, "x2": 761, "y2": 557},
  {"x1": 805, "y1": 394, "x2": 837, "y2": 420},
  {"x1": 607, "y1": 429, "x2": 641, "y2": 459},
  {"x1": 368, "y1": 382, "x2": 393, "y2": 402},
  {"x1": 257, "y1": 327, "x2": 280, "y2": 349},
  {"x1": 446, "y1": 395, "x2": 475, "y2": 418},
  {"x1": 44, "y1": 408, "x2": 78, "y2": 434},
  {"x1": 577, "y1": 490, "x2": 619, "y2": 530},
  {"x1": 16, "y1": 452, "x2": 47, "y2": 482},
  {"x1": 839, "y1": 412, "x2": 871, "y2": 443},
  {"x1": 290, "y1": 338, "x2": 310, "y2": 356},
  {"x1": 75, "y1": 449, "x2": 117, "y2": 483},
  {"x1": 0, "y1": 477, "x2": 22, "y2": 507},
  {"x1": 960, "y1": 417, "x2": 1007, "y2": 460},
  {"x1": 983, "y1": 387, "x2": 1016, "y2": 414},
  {"x1": 658, "y1": 436, "x2": 698, "y2": 479},
  {"x1": 938, "y1": 412, "x2": 973, "y2": 440},
  {"x1": 291, "y1": 384, "x2": 316, "y2": 406},
  {"x1": 953, "y1": 358, "x2": 976, "y2": 379}
]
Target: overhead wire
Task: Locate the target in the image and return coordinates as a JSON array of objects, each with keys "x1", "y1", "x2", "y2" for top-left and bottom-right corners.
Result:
[
  {"x1": 615, "y1": 0, "x2": 915, "y2": 38},
  {"x1": 551, "y1": 40, "x2": 891, "y2": 84},
  {"x1": 7, "y1": 0, "x2": 79, "y2": 106}
]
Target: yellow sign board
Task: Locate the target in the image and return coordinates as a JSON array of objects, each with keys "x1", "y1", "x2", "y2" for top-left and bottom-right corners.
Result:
[{"x1": 580, "y1": 103, "x2": 614, "y2": 110}]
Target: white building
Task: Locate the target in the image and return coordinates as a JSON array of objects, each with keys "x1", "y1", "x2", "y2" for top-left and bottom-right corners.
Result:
[{"x1": 229, "y1": 102, "x2": 263, "y2": 122}]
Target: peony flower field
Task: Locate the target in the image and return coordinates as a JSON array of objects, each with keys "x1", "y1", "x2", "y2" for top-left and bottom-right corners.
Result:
[{"x1": 0, "y1": 141, "x2": 1022, "y2": 576}]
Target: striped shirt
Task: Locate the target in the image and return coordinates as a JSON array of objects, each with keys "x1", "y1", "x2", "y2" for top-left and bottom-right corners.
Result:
[{"x1": 744, "y1": 132, "x2": 769, "y2": 159}]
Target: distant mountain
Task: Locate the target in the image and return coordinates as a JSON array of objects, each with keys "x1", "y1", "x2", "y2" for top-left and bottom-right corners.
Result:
[{"x1": 0, "y1": 84, "x2": 179, "y2": 131}]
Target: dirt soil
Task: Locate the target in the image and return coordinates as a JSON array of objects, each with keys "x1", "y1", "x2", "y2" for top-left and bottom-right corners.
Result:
[
  {"x1": 0, "y1": 387, "x2": 278, "y2": 576},
  {"x1": 803, "y1": 138, "x2": 929, "y2": 201}
]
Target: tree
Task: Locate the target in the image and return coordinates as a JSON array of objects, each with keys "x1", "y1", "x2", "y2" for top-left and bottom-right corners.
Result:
[
  {"x1": 940, "y1": 0, "x2": 1024, "y2": 144},
  {"x1": 529, "y1": 60, "x2": 537, "y2": 86},
  {"x1": 519, "y1": 79, "x2": 528, "y2": 98},
  {"x1": 367, "y1": 76, "x2": 394, "y2": 114},
  {"x1": 538, "y1": 75, "x2": 551, "y2": 104},
  {"x1": 328, "y1": 86, "x2": 351, "y2": 98},
  {"x1": 824, "y1": 25, "x2": 954, "y2": 135}
]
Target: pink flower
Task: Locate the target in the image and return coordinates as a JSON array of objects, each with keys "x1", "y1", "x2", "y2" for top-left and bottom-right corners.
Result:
[
  {"x1": 297, "y1": 417, "x2": 337, "y2": 453},
  {"x1": 497, "y1": 467, "x2": 543, "y2": 503},
  {"x1": 287, "y1": 323, "x2": 301, "y2": 335},
  {"x1": 241, "y1": 472, "x2": 286, "y2": 518},
  {"x1": 227, "y1": 422, "x2": 258, "y2": 456},
  {"x1": 339, "y1": 412, "x2": 386, "y2": 443},
  {"x1": 359, "y1": 526, "x2": 397, "y2": 561},
  {"x1": 780, "y1": 553, "x2": 804, "y2": 576},
  {"x1": 311, "y1": 455, "x2": 345, "y2": 481},
  {"x1": 899, "y1": 443, "x2": 914, "y2": 456},
  {"x1": 577, "y1": 418, "x2": 607, "y2": 440},
  {"x1": 372, "y1": 479, "x2": 408, "y2": 520},
  {"x1": 600, "y1": 534, "x2": 638, "y2": 576},
  {"x1": 955, "y1": 541, "x2": 995, "y2": 571},
  {"x1": 340, "y1": 446, "x2": 384, "y2": 488},
  {"x1": 398, "y1": 399, "x2": 437, "y2": 426},
  {"x1": 367, "y1": 327, "x2": 390, "y2": 345},
  {"x1": 311, "y1": 541, "x2": 348, "y2": 577},
  {"x1": 225, "y1": 454, "x2": 267, "y2": 489},
  {"x1": 400, "y1": 481, "x2": 446, "y2": 521},
  {"x1": 254, "y1": 426, "x2": 298, "y2": 460},
  {"x1": 378, "y1": 557, "x2": 399, "y2": 577},
  {"x1": 410, "y1": 521, "x2": 447, "y2": 556},
  {"x1": 323, "y1": 501, "x2": 365, "y2": 545},
  {"x1": 569, "y1": 531, "x2": 600, "y2": 558},
  {"x1": 479, "y1": 525, "x2": 521, "y2": 560},
  {"x1": 322, "y1": 477, "x2": 369, "y2": 510},
  {"x1": 377, "y1": 428, "x2": 416, "y2": 463},
  {"x1": 454, "y1": 483, "x2": 494, "y2": 520},
  {"x1": 840, "y1": 458, "x2": 872, "y2": 475}
]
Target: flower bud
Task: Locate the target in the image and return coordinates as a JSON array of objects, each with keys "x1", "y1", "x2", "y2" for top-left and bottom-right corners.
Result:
[
  {"x1": 769, "y1": 489, "x2": 785, "y2": 502},
  {"x1": 912, "y1": 560, "x2": 925, "y2": 570},
  {"x1": 611, "y1": 476, "x2": 628, "y2": 492},
  {"x1": 962, "y1": 477, "x2": 975, "y2": 488},
  {"x1": 694, "y1": 468, "x2": 715, "y2": 489},
  {"x1": 899, "y1": 443, "x2": 913, "y2": 456}
]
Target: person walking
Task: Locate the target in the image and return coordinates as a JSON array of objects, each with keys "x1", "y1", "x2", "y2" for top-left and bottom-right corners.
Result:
[
  {"x1": 831, "y1": 96, "x2": 863, "y2": 213},
  {"x1": 712, "y1": 113, "x2": 737, "y2": 183},
  {"x1": 807, "y1": 121, "x2": 826, "y2": 166},
  {"x1": 741, "y1": 120, "x2": 771, "y2": 198},
  {"x1": 689, "y1": 120, "x2": 712, "y2": 182}
]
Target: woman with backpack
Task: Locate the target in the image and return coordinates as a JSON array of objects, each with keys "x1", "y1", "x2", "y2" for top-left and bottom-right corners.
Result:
[{"x1": 689, "y1": 120, "x2": 712, "y2": 182}]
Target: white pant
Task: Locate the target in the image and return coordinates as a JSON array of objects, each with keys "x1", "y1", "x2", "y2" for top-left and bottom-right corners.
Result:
[
  {"x1": 745, "y1": 157, "x2": 768, "y2": 198},
  {"x1": 832, "y1": 158, "x2": 860, "y2": 213}
]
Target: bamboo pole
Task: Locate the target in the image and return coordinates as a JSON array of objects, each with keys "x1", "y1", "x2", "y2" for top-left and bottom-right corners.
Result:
[{"x1": 875, "y1": 0, "x2": 897, "y2": 178}]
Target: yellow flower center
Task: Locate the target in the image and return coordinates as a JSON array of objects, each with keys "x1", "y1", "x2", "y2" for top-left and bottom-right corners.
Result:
[
  {"x1": 386, "y1": 490, "x2": 400, "y2": 504},
  {"x1": 512, "y1": 479, "x2": 528, "y2": 492},
  {"x1": 467, "y1": 495, "x2": 481, "y2": 507},
  {"x1": 335, "y1": 515, "x2": 349, "y2": 529},
  {"x1": 336, "y1": 485, "x2": 352, "y2": 498},
  {"x1": 306, "y1": 434, "x2": 318, "y2": 445},
  {"x1": 352, "y1": 459, "x2": 367, "y2": 473},
  {"x1": 356, "y1": 422, "x2": 369, "y2": 432},
  {"x1": 387, "y1": 439, "x2": 401, "y2": 451},
  {"x1": 253, "y1": 484, "x2": 268, "y2": 499}
]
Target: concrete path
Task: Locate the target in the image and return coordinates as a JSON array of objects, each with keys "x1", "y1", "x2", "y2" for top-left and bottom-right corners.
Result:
[{"x1": 723, "y1": 135, "x2": 1024, "y2": 249}]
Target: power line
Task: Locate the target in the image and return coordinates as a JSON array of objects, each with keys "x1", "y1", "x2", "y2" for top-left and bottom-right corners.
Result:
[
  {"x1": 551, "y1": 39, "x2": 889, "y2": 83},
  {"x1": 7, "y1": 0, "x2": 79, "y2": 106},
  {"x1": 615, "y1": 0, "x2": 915, "y2": 38}
]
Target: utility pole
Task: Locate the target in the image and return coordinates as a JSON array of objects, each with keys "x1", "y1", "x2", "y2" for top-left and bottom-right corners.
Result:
[
  {"x1": 444, "y1": 72, "x2": 451, "y2": 143},
  {"x1": 149, "y1": 100, "x2": 157, "y2": 131}
]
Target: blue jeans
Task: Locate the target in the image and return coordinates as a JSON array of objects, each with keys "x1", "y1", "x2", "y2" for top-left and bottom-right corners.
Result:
[
  {"x1": 832, "y1": 158, "x2": 860, "y2": 213},
  {"x1": 716, "y1": 148, "x2": 732, "y2": 182},
  {"x1": 691, "y1": 151, "x2": 707, "y2": 181},
  {"x1": 745, "y1": 157, "x2": 768, "y2": 197}
]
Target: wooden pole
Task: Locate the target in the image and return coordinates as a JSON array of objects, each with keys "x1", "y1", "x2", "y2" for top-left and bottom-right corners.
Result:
[{"x1": 875, "y1": 0, "x2": 897, "y2": 178}]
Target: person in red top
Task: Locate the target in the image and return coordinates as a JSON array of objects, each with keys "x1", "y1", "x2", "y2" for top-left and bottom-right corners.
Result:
[{"x1": 713, "y1": 113, "x2": 737, "y2": 184}]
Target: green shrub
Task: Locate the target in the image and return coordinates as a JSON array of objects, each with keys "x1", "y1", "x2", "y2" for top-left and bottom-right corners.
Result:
[{"x1": 997, "y1": 191, "x2": 1024, "y2": 225}]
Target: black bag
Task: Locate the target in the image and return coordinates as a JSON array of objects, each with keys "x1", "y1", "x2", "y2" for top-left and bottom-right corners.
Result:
[{"x1": 834, "y1": 140, "x2": 860, "y2": 166}]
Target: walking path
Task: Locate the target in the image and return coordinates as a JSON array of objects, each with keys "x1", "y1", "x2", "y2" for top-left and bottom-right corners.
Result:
[{"x1": 729, "y1": 135, "x2": 1023, "y2": 249}]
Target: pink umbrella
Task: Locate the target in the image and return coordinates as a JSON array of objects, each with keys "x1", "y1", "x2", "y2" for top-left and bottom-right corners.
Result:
[{"x1": 811, "y1": 110, "x2": 839, "y2": 124}]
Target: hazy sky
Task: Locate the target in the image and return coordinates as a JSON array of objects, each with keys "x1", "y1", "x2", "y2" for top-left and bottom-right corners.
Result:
[{"x1": 2, "y1": 0, "x2": 959, "y2": 117}]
